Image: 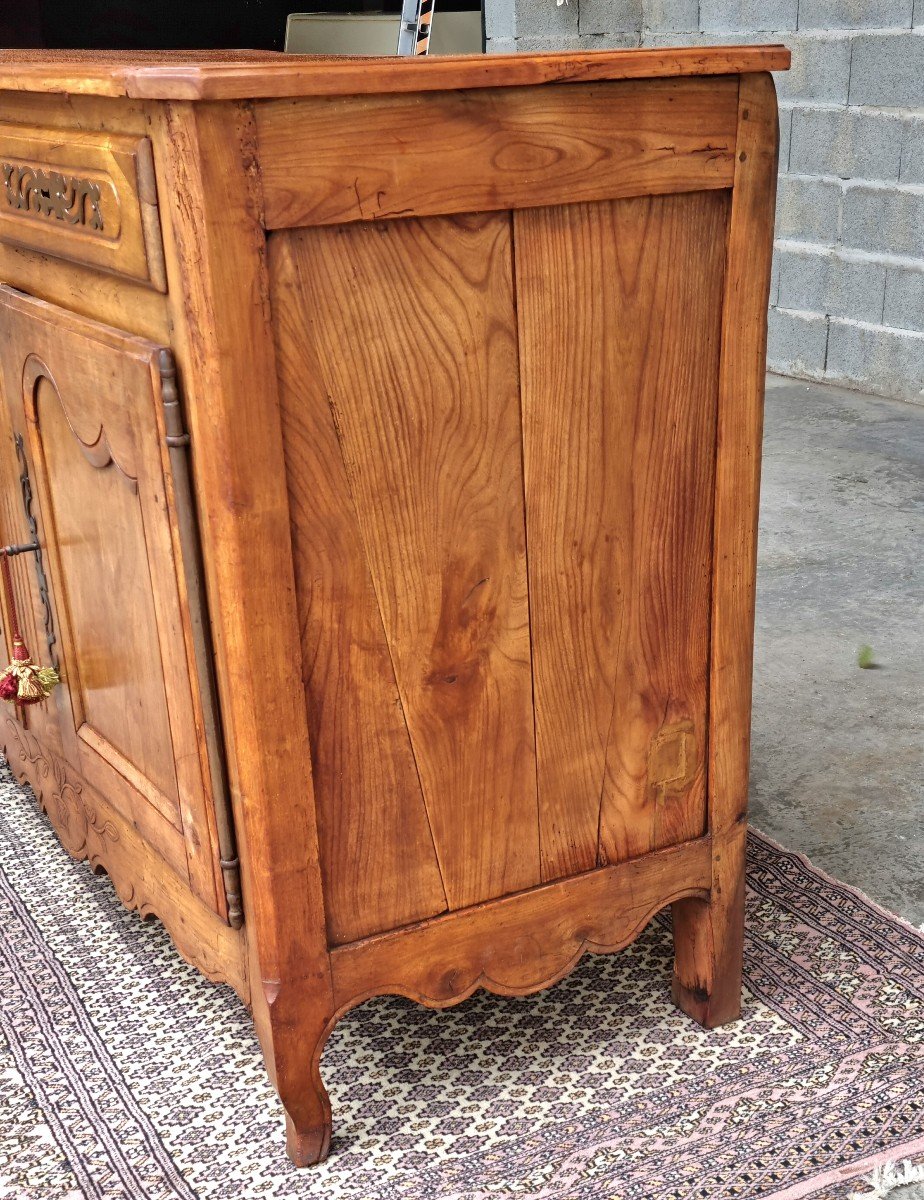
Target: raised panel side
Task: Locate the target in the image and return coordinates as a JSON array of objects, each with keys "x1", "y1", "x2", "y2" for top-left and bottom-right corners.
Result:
[
  {"x1": 269, "y1": 212, "x2": 541, "y2": 916},
  {"x1": 514, "y1": 190, "x2": 730, "y2": 880}
]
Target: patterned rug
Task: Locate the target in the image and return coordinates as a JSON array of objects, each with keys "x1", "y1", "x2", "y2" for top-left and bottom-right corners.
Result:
[{"x1": 0, "y1": 761, "x2": 922, "y2": 1200}]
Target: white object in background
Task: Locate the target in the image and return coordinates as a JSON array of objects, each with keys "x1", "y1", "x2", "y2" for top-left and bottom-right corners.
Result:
[
  {"x1": 285, "y1": 11, "x2": 482, "y2": 55},
  {"x1": 397, "y1": 0, "x2": 434, "y2": 54},
  {"x1": 849, "y1": 1160, "x2": 924, "y2": 1199}
]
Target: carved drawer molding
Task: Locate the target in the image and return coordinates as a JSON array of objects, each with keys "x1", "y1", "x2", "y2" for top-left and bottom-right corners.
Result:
[{"x1": 0, "y1": 124, "x2": 166, "y2": 292}]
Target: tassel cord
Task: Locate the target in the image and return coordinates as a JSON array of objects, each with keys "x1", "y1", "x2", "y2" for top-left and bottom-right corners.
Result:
[{"x1": 0, "y1": 550, "x2": 23, "y2": 647}]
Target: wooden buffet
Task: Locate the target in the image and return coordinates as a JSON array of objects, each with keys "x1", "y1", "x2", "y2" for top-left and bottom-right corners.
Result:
[{"x1": 0, "y1": 45, "x2": 787, "y2": 1164}]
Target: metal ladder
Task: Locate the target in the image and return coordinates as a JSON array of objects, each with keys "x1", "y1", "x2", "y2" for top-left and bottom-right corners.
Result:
[{"x1": 396, "y1": 0, "x2": 435, "y2": 55}]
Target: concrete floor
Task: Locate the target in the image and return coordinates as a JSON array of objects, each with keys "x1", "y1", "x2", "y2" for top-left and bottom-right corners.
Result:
[{"x1": 750, "y1": 375, "x2": 924, "y2": 927}]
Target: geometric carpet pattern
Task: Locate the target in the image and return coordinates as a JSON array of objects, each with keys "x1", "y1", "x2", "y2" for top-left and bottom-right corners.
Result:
[{"x1": 0, "y1": 760, "x2": 922, "y2": 1200}]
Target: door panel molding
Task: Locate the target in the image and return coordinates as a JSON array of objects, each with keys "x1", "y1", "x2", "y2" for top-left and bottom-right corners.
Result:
[{"x1": 0, "y1": 284, "x2": 227, "y2": 916}]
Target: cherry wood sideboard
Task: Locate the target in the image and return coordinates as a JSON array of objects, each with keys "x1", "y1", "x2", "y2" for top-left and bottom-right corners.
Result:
[{"x1": 0, "y1": 46, "x2": 787, "y2": 1164}]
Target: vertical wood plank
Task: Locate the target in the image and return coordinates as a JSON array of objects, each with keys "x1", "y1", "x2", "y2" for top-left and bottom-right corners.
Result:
[
  {"x1": 269, "y1": 234, "x2": 449, "y2": 944},
  {"x1": 514, "y1": 191, "x2": 728, "y2": 881},
  {"x1": 151, "y1": 99, "x2": 335, "y2": 1163},
  {"x1": 275, "y1": 213, "x2": 540, "y2": 911},
  {"x1": 672, "y1": 73, "x2": 780, "y2": 1027}
]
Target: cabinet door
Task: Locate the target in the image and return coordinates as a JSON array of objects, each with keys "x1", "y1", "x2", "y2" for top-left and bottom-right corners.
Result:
[{"x1": 0, "y1": 286, "x2": 225, "y2": 915}]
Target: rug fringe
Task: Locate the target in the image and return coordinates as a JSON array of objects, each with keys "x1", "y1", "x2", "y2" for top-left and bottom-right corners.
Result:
[{"x1": 849, "y1": 1159, "x2": 924, "y2": 1198}]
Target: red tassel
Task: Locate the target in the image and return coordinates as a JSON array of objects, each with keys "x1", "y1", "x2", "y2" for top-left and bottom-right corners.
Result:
[{"x1": 0, "y1": 550, "x2": 59, "y2": 706}]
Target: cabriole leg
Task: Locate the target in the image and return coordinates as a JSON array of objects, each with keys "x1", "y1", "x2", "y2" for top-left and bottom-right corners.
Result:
[
  {"x1": 252, "y1": 980, "x2": 335, "y2": 1167},
  {"x1": 272, "y1": 1007, "x2": 334, "y2": 1166},
  {"x1": 285, "y1": 1105, "x2": 331, "y2": 1168}
]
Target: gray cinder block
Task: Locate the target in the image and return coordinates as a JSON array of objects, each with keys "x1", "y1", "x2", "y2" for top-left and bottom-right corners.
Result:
[
  {"x1": 642, "y1": 0, "x2": 699, "y2": 32},
  {"x1": 578, "y1": 0, "x2": 642, "y2": 36},
  {"x1": 698, "y1": 0, "x2": 797, "y2": 32},
  {"x1": 797, "y1": 0, "x2": 913, "y2": 29},
  {"x1": 513, "y1": 33, "x2": 582, "y2": 49},
  {"x1": 789, "y1": 106, "x2": 904, "y2": 181},
  {"x1": 777, "y1": 245, "x2": 887, "y2": 324},
  {"x1": 485, "y1": 0, "x2": 516, "y2": 41},
  {"x1": 842, "y1": 183, "x2": 924, "y2": 257},
  {"x1": 779, "y1": 105, "x2": 793, "y2": 172},
  {"x1": 827, "y1": 319, "x2": 924, "y2": 404},
  {"x1": 768, "y1": 306, "x2": 831, "y2": 377},
  {"x1": 883, "y1": 265, "x2": 924, "y2": 333},
  {"x1": 900, "y1": 117, "x2": 924, "y2": 184},
  {"x1": 777, "y1": 33, "x2": 853, "y2": 103},
  {"x1": 642, "y1": 31, "x2": 708, "y2": 45},
  {"x1": 578, "y1": 32, "x2": 643, "y2": 45},
  {"x1": 642, "y1": 28, "x2": 779, "y2": 46},
  {"x1": 776, "y1": 175, "x2": 843, "y2": 244},
  {"x1": 770, "y1": 249, "x2": 781, "y2": 307},
  {"x1": 485, "y1": 35, "x2": 518, "y2": 52},
  {"x1": 848, "y1": 31, "x2": 924, "y2": 107},
  {"x1": 513, "y1": 0, "x2": 579, "y2": 40}
]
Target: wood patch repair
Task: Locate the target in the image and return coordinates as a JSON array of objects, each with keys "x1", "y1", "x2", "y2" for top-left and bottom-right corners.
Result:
[{"x1": 648, "y1": 720, "x2": 697, "y2": 801}]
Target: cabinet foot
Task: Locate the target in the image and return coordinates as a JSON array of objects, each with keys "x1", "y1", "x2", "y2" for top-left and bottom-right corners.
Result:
[
  {"x1": 285, "y1": 1112, "x2": 332, "y2": 1166},
  {"x1": 670, "y1": 830, "x2": 746, "y2": 1029},
  {"x1": 254, "y1": 985, "x2": 335, "y2": 1167},
  {"x1": 274, "y1": 1026, "x2": 333, "y2": 1166}
]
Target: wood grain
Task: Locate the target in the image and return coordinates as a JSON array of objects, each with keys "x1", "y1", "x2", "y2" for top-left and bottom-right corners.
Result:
[
  {"x1": 34, "y1": 374, "x2": 181, "y2": 818},
  {"x1": 270, "y1": 234, "x2": 449, "y2": 946},
  {"x1": 0, "y1": 57, "x2": 783, "y2": 1164},
  {"x1": 0, "y1": 243, "x2": 171, "y2": 344},
  {"x1": 672, "y1": 73, "x2": 780, "y2": 1029},
  {"x1": 330, "y1": 836, "x2": 711, "y2": 1008},
  {"x1": 2, "y1": 716, "x2": 248, "y2": 1002},
  {"x1": 152, "y1": 99, "x2": 336, "y2": 1167},
  {"x1": 256, "y1": 77, "x2": 737, "y2": 230},
  {"x1": 514, "y1": 190, "x2": 728, "y2": 881},
  {"x1": 0, "y1": 124, "x2": 165, "y2": 291},
  {"x1": 0, "y1": 287, "x2": 225, "y2": 909},
  {"x1": 269, "y1": 214, "x2": 540, "y2": 913},
  {"x1": 0, "y1": 95, "x2": 170, "y2": 343},
  {"x1": 0, "y1": 46, "x2": 790, "y2": 100}
]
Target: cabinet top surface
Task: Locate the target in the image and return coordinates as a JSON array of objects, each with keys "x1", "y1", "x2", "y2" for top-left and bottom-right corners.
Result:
[{"x1": 0, "y1": 45, "x2": 789, "y2": 101}]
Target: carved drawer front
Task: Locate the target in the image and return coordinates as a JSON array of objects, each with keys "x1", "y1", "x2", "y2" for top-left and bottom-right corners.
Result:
[
  {"x1": 0, "y1": 286, "x2": 226, "y2": 917},
  {"x1": 0, "y1": 124, "x2": 166, "y2": 291}
]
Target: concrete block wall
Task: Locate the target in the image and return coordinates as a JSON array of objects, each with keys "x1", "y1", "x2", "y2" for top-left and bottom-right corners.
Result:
[{"x1": 485, "y1": 3, "x2": 924, "y2": 404}]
